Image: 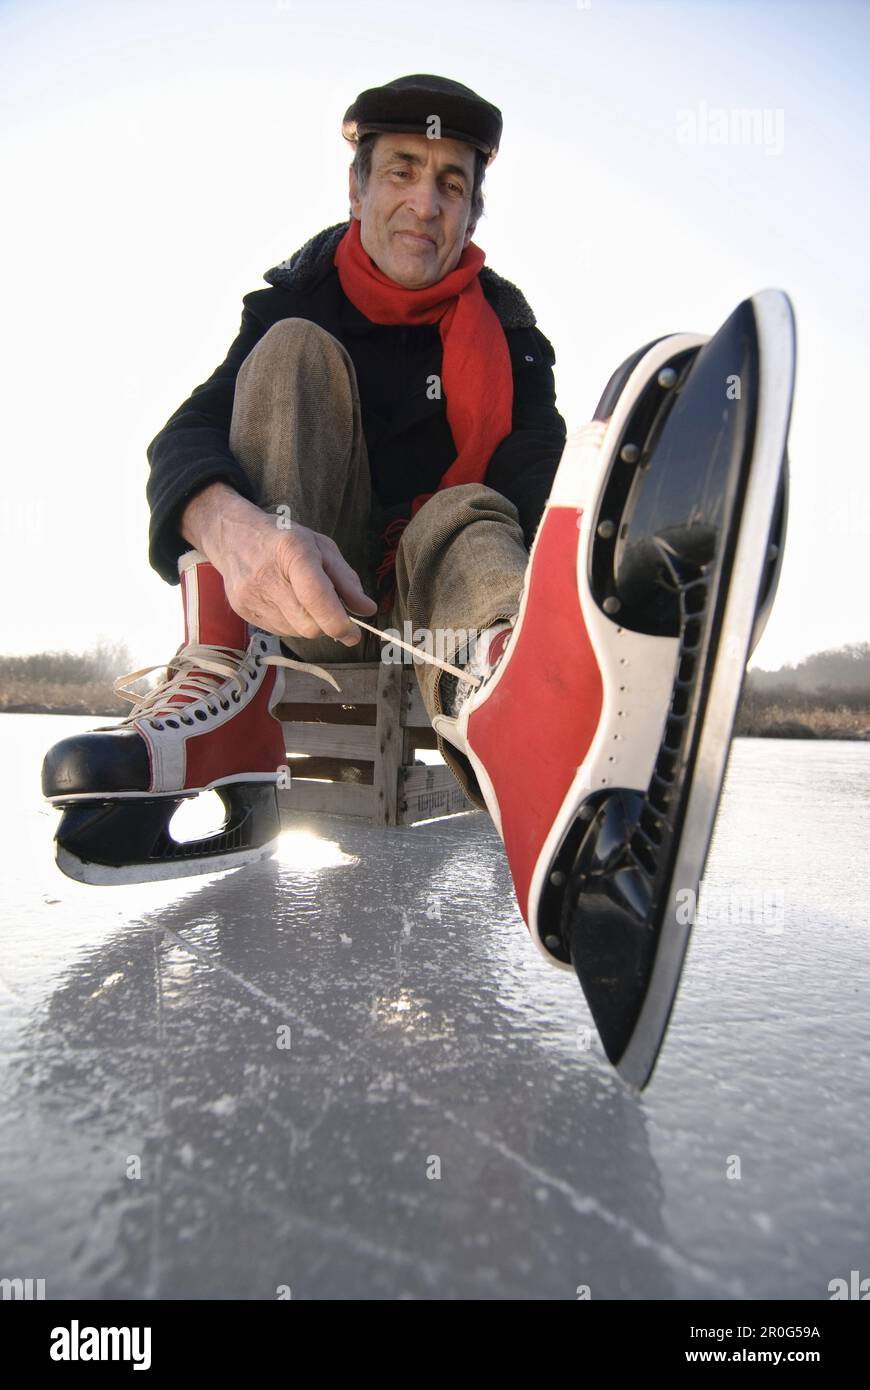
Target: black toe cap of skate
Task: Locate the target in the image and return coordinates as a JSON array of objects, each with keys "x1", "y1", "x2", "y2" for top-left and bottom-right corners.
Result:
[{"x1": 42, "y1": 730, "x2": 151, "y2": 799}]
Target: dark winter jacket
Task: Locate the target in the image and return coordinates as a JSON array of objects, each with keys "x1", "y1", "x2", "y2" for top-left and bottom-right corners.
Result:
[{"x1": 146, "y1": 220, "x2": 567, "y2": 585}]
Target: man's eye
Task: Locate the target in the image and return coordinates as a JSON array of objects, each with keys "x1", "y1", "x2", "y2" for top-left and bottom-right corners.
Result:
[{"x1": 389, "y1": 169, "x2": 464, "y2": 194}]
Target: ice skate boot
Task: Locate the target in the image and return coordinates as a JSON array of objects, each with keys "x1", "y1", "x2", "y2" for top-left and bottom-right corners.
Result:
[
  {"x1": 433, "y1": 289, "x2": 795, "y2": 1089},
  {"x1": 42, "y1": 550, "x2": 339, "y2": 885}
]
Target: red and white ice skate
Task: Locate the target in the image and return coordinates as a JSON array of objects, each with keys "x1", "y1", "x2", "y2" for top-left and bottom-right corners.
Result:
[
  {"x1": 433, "y1": 290, "x2": 795, "y2": 1088},
  {"x1": 433, "y1": 414, "x2": 683, "y2": 968},
  {"x1": 42, "y1": 550, "x2": 338, "y2": 884}
]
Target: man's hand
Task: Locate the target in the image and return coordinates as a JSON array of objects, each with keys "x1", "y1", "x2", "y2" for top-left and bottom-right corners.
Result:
[{"x1": 181, "y1": 482, "x2": 378, "y2": 646}]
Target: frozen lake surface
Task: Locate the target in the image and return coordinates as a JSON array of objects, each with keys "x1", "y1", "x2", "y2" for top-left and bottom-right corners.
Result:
[{"x1": 1, "y1": 714, "x2": 868, "y2": 1300}]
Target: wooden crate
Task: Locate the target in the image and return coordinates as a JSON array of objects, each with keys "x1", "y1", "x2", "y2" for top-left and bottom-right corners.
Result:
[{"x1": 275, "y1": 660, "x2": 476, "y2": 826}]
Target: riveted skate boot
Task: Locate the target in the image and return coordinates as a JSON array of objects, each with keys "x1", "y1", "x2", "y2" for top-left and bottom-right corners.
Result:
[
  {"x1": 432, "y1": 289, "x2": 796, "y2": 1089},
  {"x1": 42, "y1": 550, "x2": 339, "y2": 885}
]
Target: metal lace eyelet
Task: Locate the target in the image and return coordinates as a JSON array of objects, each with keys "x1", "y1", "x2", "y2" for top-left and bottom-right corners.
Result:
[
  {"x1": 166, "y1": 718, "x2": 179, "y2": 729},
  {"x1": 231, "y1": 690, "x2": 240, "y2": 703},
  {"x1": 221, "y1": 700, "x2": 230, "y2": 710},
  {"x1": 150, "y1": 720, "x2": 164, "y2": 731},
  {"x1": 250, "y1": 668, "x2": 258, "y2": 680},
  {"x1": 195, "y1": 709, "x2": 207, "y2": 721},
  {"x1": 259, "y1": 639, "x2": 268, "y2": 652},
  {"x1": 254, "y1": 655, "x2": 263, "y2": 667},
  {"x1": 180, "y1": 714, "x2": 194, "y2": 726},
  {"x1": 208, "y1": 705, "x2": 218, "y2": 715}
]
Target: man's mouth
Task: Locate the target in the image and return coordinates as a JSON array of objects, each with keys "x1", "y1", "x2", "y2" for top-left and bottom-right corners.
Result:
[{"x1": 395, "y1": 230, "x2": 436, "y2": 246}]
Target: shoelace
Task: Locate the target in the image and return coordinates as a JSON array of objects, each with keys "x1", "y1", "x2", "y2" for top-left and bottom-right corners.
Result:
[
  {"x1": 113, "y1": 641, "x2": 350, "y2": 724},
  {"x1": 346, "y1": 614, "x2": 483, "y2": 687},
  {"x1": 114, "y1": 619, "x2": 483, "y2": 726}
]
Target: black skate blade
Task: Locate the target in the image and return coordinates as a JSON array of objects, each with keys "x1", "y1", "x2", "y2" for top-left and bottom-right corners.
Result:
[
  {"x1": 561, "y1": 289, "x2": 796, "y2": 1090},
  {"x1": 53, "y1": 783, "x2": 281, "y2": 886}
]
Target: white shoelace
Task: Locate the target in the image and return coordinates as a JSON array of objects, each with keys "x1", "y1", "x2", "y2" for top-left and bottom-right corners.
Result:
[
  {"x1": 113, "y1": 620, "x2": 484, "y2": 727},
  {"x1": 113, "y1": 642, "x2": 351, "y2": 723},
  {"x1": 348, "y1": 615, "x2": 483, "y2": 687}
]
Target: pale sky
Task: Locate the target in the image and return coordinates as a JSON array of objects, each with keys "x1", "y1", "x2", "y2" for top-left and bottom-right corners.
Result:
[{"x1": 1, "y1": 0, "x2": 868, "y2": 672}]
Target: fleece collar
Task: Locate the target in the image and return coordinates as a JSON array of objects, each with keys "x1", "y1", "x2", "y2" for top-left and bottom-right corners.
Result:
[{"x1": 263, "y1": 221, "x2": 537, "y2": 330}]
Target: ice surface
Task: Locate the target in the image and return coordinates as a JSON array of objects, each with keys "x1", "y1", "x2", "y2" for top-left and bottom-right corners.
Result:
[{"x1": 1, "y1": 715, "x2": 869, "y2": 1299}]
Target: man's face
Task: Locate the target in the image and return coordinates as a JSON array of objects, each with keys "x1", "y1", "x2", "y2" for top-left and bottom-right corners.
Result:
[{"x1": 348, "y1": 132, "x2": 477, "y2": 289}]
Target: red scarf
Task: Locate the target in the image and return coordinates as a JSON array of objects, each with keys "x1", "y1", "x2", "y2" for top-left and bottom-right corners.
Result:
[{"x1": 333, "y1": 217, "x2": 513, "y2": 606}]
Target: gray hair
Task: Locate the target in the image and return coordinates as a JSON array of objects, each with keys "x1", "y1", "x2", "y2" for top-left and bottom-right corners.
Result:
[{"x1": 349, "y1": 132, "x2": 487, "y2": 234}]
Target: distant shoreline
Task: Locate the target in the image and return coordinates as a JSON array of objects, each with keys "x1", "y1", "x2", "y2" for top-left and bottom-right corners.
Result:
[
  {"x1": 2, "y1": 694, "x2": 869, "y2": 741},
  {"x1": 2, "y1": 704, "x2": 123, "y2": 717},
  {"x1": 6, "y1": 642, "x2": 869, "y2": 745}
]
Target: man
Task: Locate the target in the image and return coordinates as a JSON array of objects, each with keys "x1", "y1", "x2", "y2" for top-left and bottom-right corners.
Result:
[
  {"x1": 44, "y1": 73, "x2": 566, "y2": 849},
  {"x1": 42, "y1": 73, "x2": 795, "y2": 1088}
]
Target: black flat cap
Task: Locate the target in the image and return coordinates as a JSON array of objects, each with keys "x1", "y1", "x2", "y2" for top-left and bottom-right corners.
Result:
[{"x1": 342, "y1": 73, "x2": 502, "y2": 165}]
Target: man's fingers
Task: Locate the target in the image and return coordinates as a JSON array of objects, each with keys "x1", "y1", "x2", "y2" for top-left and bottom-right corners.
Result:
[
  {"x1": 316, "y1": 540, "x2": 379, "y2": 617},
  {"x1": 226, "y1": 528, "x2": 378, "y2": 646},
  {"x1": 236, "y1": 570, "x2": 350, "y2": 644},
  {"x1": 287, "y1": 555, "x2": 364, "y2": 644},
  {"x1": 242, "y1": 591, "x2": 322, "y2": 641}
]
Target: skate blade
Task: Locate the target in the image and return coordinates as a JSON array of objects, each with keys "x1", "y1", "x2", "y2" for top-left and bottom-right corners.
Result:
[
  {"x1": 52, "y1": 783, "x2": 281, "y2": 887},
  {"x1": 541, "y1": 289, "x2": 796, "y2": 1091},
  {"x1": 56, "y1": 838, "x2": 280, "y2": 886},
  {"x1": 617, "y1": 288, "x2": 795, "y2": 1090}
]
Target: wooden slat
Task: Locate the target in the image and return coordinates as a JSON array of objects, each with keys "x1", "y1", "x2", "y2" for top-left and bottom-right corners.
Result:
[
  {"x1": 278, "y1": 663, "x2": 381, "y2": 705},
  {"x1": 278, "y1": 663, "x2": 432, "y2": 723},
  {"x1": 399, "y1": 767, "x2": 475, "y2": 824},
  {"x1": 278, "y1": 781, "x2": 374, "y2": 818},
  {"x1": 284, "y1": 757, "x2": 373, "y2": 785},
  {"x1": 373, "y1": 660, "x2": 403, "y2": 825},
  {"x1": 275, "y1": 701, "x2": 376, "y2": 726},
  {"x1": 279, "y1": 775, "x2": 474, "y2": 824},
  {"x1": 400, "y1": 679, "x2": 429, "y2": 727},
  {"x1": 282, "y1": 723, "x2": 377, "y2": 759},
  {"x1": 400, "y1": 764, "x2": 457, "y2": 794}
]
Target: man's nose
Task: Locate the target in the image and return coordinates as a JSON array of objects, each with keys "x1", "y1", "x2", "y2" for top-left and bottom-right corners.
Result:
[{"x1": 404, "y1": 174, "x2": 441, "y2": 221}]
